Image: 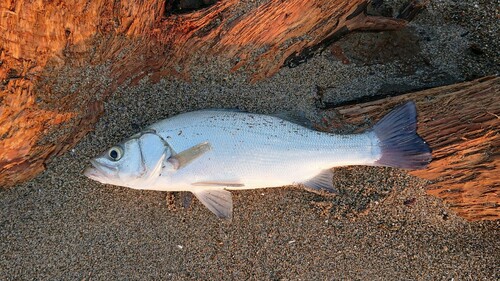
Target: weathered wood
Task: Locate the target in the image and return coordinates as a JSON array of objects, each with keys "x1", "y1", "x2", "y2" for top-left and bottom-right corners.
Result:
[
  {"x1": 0, "y1": 0, "x2": 409, "y2": 187},
  {"x1": 327, "y1": 76, "x2": 499, "y2": 221}
]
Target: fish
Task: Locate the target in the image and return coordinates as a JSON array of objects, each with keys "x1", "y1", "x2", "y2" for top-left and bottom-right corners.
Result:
[{"x1": 84, "y1": 101, "x2": 431, "y2": 219}]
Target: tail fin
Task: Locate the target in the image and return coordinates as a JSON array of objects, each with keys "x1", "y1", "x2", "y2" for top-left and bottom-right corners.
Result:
[{"x1": 373, "y1": 101, "x2": 432, "y2": 169}]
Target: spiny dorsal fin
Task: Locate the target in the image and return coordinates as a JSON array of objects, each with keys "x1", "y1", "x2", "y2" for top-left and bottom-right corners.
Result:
[
  {"x1": 168, "y1": 142, "x2": 211, "y2": 170},
  {"x1": 302, "y1": 169, "x2": 336, "y2": 194},
  {"x1": 192, "y1": 189, "x2": 233, "y2": 220}
]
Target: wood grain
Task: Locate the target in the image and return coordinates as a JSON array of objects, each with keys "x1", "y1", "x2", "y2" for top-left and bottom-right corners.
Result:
[{"x1": 328, "y1": 76, "x2": 499, "y2": 221}]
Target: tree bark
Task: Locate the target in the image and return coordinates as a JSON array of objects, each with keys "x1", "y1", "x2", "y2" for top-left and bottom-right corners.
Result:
[
  {"x1": 0, "y1": 0, "x2": 408, "y2": 187},
  {"x1": 325, "y1": 76, "x2": 499, "y2": 221}
]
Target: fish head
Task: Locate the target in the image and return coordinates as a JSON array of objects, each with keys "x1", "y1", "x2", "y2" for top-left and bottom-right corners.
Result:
[{"x1": 84, "y1": 130, "x2": 171, "y2": 188}]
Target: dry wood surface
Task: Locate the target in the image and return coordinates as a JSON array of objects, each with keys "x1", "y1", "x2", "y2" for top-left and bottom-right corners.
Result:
[{"x1": 328, "y1": 76, "x2": 499, "y2": 221}]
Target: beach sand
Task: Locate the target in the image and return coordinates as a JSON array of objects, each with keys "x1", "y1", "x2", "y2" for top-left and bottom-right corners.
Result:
[{"x1": 1, "y1": 0, "x2": 498, "y2": 279}]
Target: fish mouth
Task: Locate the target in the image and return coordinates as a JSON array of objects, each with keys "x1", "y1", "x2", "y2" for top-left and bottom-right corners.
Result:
[{"x1": 84, "y1": 159, "x2": 116, "y2": 182}]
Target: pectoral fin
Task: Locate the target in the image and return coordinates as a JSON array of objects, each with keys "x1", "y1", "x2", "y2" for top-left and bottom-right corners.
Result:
[
  {"x1": 168, "y1": 142, "x2": 211, "y2": 170},
  {"x1": 192, "y1": 189, "x2": 233, "y2": 220},
  {"x1": 302, "y1": 169, "x2": 336, "y2": 194}
]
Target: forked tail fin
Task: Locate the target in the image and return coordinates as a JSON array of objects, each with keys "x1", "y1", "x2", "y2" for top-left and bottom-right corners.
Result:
[{"x1": 373, "y1": 101, "x2": 432, "y2": 169}]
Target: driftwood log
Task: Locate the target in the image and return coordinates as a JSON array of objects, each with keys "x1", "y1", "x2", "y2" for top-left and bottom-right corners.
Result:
[
  {"x1": 329, "y1": 76, "x2": 499, "y2": 221},
  {"x1": 1, "y1": 0, "x2": 408, "y2": 187}
]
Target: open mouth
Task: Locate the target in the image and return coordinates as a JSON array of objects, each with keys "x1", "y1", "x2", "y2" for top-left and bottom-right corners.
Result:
[{"x1": 84, "y1": 160, "x2": 116, "y2": 182}]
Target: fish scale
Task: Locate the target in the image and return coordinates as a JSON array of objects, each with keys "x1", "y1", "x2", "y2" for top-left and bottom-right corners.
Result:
[{"x1": 148, "y1": 111, "x2": 379, "y2": 190}]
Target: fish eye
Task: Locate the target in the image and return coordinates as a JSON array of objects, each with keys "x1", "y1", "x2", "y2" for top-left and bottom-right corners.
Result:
[{"x1": 108, "y1": 146, "x2": 124, "y2": 161}]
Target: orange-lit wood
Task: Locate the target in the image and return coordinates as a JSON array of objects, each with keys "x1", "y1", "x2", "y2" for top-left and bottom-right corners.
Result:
[{"x1": 328, "y1": 76, "x2": 499, "y2": 221}]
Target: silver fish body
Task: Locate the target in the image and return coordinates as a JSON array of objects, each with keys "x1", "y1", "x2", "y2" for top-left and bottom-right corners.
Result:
[
  {"x1": 85, "y1": 102, "x2": 431, "y2": 219},
  {"x1": 149, "y1": 110, "x2": 378, "y2": 190}
]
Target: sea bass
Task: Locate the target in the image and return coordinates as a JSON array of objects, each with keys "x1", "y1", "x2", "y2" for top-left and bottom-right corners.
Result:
[{"x1": 84, "y1": 101, "x2": 431, "y2": 219}]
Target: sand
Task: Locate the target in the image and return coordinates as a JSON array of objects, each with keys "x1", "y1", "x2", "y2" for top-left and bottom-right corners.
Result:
[{"x1": 1, "y1": 0, "x2": 498, "y2": 280}]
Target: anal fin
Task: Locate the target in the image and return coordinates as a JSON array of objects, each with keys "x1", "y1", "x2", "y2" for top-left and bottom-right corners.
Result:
[
  {"x1": 192, "y1": 189, "x2": 233, "y2": 220},
  {"x1": 302, "y1": 169, "x2": 336, "y2": 194}
]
